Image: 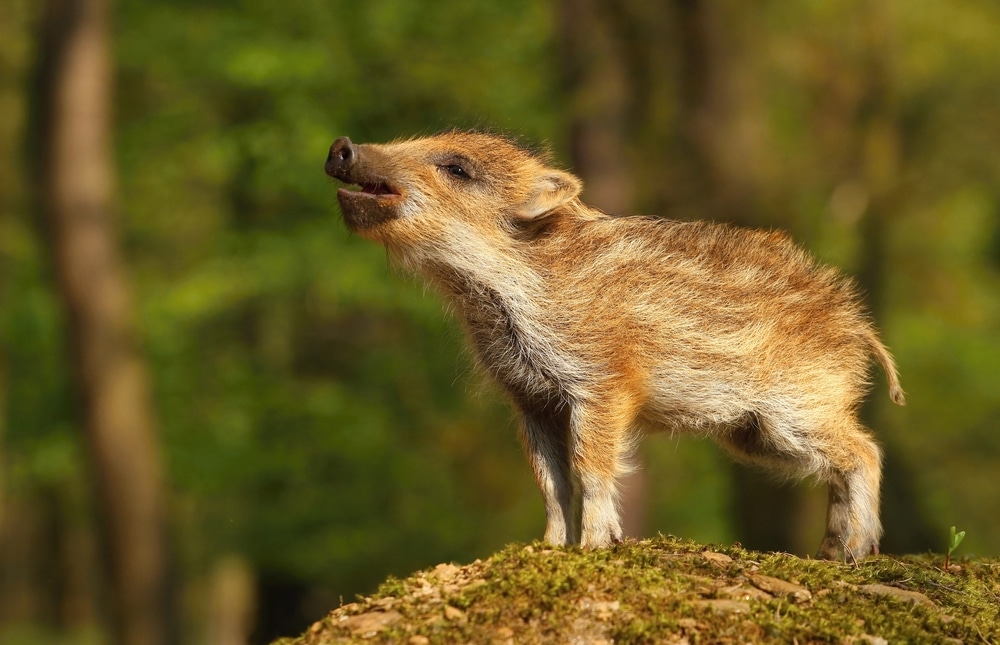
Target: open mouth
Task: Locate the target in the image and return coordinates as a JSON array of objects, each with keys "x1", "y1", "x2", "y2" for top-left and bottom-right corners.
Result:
[
  {"x1": 360, "y1": 182, "x2": 395, "y2": 196},
  {"x1": 336, "y1": 180, "x2": 403, "y2": 232},
  {"x1": 341, "y1": 180, "x2": 401, "y2": 199}
]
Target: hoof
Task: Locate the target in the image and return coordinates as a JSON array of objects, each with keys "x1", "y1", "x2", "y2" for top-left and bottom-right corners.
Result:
[{"x1": 816, "y1": 535, "x2": 877, "y2": 562}]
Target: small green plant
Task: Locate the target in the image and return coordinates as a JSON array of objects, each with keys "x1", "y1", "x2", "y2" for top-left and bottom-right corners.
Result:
[{"x1": 945, "y1": 525, "x2": 965, "y2": 569}]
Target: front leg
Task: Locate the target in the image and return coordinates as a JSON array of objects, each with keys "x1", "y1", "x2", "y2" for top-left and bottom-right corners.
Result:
[
  {"x1": 570, "y1": 396, "x2": 637, "y2": 548},
  {"x1": 517, "y1": 402, "x2": 578, "y2": 545}
]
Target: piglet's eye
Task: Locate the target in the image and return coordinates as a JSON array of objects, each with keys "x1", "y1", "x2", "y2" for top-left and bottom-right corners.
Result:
[{"x1": 441, "y1": 164, "x2": 470, "y2": 179}]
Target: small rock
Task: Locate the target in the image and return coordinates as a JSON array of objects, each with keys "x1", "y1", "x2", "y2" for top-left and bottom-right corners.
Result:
[
  {"x1": 495, "y1": 626, "x2": 514, "y2": 638},
  {"x1": 409, "y1": 636, "x2": 430, "y2": 645},
  {"x1": 718, "y1": 582, "x2": 772, "y2": 601},
  {"x1": 701, "y1": 551, "x2": 734, "y2": 566},
  {"x1": 412, "y1": 582, "x2": 441, "y2": 601},
  {"x1": 591, "y1": 600, "x2": 620, "y2": 620},
  {"x1": 340, "y1": 611, "x2": 402, "y2": 636},
  {"x1": 847, "y1": 635, "x2": 888, "y2": 645},
  {"x1": 444, "y1": 605, "x2": 466, "y2": 622},
  {"x1": 856, "y1": 584, "x2": 934, "y2": 607},
  {"x1": 569, "y1": 616, "x2": 612, "y2": 645},
  {"x1": 749, "y1": 574, "x2": 812, "y2": 603},
  {"x1": 434, "y1": 563, "x2": 461, "y2": 582}
]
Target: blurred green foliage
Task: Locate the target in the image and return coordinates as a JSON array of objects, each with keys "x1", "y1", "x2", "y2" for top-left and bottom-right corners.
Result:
[
  {"x1": 109, "y1": 0, "x2": 564, "y2": 599},
  {"x1": 2, "y1": 0, "x2": 1000, "y2": 643}
]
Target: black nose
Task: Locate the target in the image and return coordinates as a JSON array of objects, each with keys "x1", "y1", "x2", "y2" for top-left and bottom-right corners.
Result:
[{"x1": 325, "y1": 136, "x2": 356, "y2": 179}]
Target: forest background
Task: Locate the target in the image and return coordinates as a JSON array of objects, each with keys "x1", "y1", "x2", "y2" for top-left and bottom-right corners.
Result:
[{"x1": 2, "y1": 0, "x2": 999, "y2": 644}]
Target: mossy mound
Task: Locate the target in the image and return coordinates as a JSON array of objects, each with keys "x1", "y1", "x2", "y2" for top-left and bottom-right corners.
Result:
[{"x1": 273, "y1": 536, "x2": 999, "y2": 644}]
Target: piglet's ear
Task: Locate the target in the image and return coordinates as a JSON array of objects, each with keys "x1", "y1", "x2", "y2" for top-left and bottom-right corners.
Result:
[{"x1": 516, "y1": 170, "x2": 582, "y2": 220}]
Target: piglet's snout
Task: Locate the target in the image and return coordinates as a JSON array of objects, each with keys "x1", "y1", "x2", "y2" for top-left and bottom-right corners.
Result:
[{"x1": 325, "y1": 137, "x2": 357, "y2": 180}]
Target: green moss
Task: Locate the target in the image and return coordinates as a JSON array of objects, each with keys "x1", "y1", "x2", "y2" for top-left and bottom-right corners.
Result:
[{"x1": 275, "y1": 536, "x2": 1000, "y2": 644}]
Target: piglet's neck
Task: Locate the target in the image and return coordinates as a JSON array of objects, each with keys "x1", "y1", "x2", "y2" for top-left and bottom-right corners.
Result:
[{"x1": 402, "y1": 221, "x2": 547, "y2": 301}]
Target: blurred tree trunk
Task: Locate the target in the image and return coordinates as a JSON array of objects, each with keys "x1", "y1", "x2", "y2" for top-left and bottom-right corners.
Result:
[
  {"x1": 671, "y1": 0, "x2": 775, "y2": 226},
  {"x1": 32, "y1": 0, "x2": 174, "y2": 643},
  {"x1": 854, "y1": 0, "x2": 938, "y2": 555},
  {"x1": 556, "y1": 0, "x2": 647, "y2": 538},
  {"x1": 556, "y1": 0, "x2": 633, "y2": 213},
  {"x1": 206, "y1": 556, "x2": 256, "y2": 645},
  {"x1": 672, "y1": 0, "x2": 818, "y2": 556}
]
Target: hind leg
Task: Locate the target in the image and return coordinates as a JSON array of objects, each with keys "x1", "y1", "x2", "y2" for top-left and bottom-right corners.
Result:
[
  {"x1": 815, "y1": 424, "x2": 883, "y2": 561},
  {"x1": 716, "y1": 413, "x2": 883, "y2": 561}
]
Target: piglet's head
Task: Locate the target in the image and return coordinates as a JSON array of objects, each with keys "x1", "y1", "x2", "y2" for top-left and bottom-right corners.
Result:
[{"x1": 325, "y1": 131, "x2": 583, "y2": 248}]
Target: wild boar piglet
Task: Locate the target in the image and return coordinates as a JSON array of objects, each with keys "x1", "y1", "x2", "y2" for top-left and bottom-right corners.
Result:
[{"x1": 325, "y1": 130, "x2": 905, "y2": 561}]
